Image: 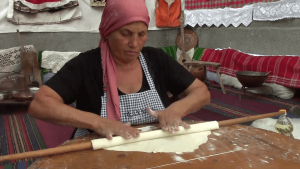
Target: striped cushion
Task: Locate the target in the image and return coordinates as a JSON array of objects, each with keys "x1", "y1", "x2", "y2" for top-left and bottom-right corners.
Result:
[
  {"x1": 159, "y1": 46, "x2": 178, "y2": 60},
  {"x1": 159, "y1": 46, "x2": 206, "y2": 61},
  {"x1": 193, "y1": 47, "x2": 205, "y2": 61}
]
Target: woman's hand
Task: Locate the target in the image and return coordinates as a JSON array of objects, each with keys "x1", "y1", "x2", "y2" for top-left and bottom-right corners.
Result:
[
  {"x1": 93, "y1": 118, "x2": 140, "y2": 140},
  {"x1": 146, "y1": 107, "x2": 190, "y2": 133}
]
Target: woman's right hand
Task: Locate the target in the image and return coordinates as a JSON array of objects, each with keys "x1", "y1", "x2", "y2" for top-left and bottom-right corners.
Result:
[{"x1": 93, "y1": 117, "x2": 140, "y2": 140}]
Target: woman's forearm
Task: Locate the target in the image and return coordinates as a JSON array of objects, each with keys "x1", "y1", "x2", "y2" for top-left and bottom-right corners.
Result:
[
  {"x1": 168, "y1": 85, "x2": 210, "y2": 117},
  {"x1": 29, "y1": 95, "x2": 100, "y2": 131}
]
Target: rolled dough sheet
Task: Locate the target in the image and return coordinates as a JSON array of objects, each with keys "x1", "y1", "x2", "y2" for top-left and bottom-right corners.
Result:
[
  {"x1": 92, "y1": 121, "x2": 219, "y2": 153},
  {"x1": 105, "y1": 131, "x2": 212, "y2": 153}
]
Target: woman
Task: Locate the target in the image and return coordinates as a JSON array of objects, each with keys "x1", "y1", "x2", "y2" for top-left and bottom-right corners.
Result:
[{"x1": 29, "y1": 0, "x2": 210, "y2": 140}]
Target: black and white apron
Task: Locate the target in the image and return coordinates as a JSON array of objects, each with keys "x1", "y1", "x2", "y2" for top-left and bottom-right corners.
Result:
[{"x1": 74, "y1": 53, "x2": 165, "y2": 138}]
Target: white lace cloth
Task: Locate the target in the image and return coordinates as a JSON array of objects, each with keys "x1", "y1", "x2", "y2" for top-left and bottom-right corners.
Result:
[
  {"x1": 184, "y1": 5, "x2": 253, "y2": 27},
  {"x1": 253, "y1": 0, "x2": 300, "y2": 21},
  {"x1": 41, "y1": 51, "x2": 81, "y2": 73},
  {"x1": 0, "y1": 45, "x2": 36, "y2": 83}
]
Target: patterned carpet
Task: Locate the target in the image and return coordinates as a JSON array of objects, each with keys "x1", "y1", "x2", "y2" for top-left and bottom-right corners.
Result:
[
  {"x1": 0, "y1": 113, "x2": 46, "y2": 168},
  {"x1": 186, "y1": 84, "x2": 300, "y2": 122}
]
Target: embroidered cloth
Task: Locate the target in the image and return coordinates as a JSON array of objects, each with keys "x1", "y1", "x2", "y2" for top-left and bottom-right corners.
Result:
[
  {"x1": 26, "y1": 0, "x2": 61, "y2": 4},
  {"x1": 14, "y1": 0, "x2": 79, "y2": 13},
  {"x1": 7, "y1": 0, "x2": 82, "y2": 25},
  {"x1": 184, "y1": 5, "x2": 253, "y2": 27},
  {"x1": 253, "y1": 0, "x2": 300, "y2": 21}
]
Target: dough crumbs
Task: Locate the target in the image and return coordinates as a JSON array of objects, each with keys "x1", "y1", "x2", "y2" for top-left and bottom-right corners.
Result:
[
  {"x1": 172, "y1": 155, "x2": 185, "y2": 162},
  {"x1": 260, "y1": 159, "x2": 269, "y2": 163},
  {"x1": 137, "y1": 126, "x2": 158, "y2": 132},
  {"x1": 212, "y1": 132, "x2": 222, "y2": 136}
]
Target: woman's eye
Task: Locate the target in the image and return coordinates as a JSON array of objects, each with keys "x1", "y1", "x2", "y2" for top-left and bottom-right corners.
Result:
[
  {"x1": 121, "y1": 31, "x2": 130, "y2": 36},
  {"x1": 139, "y1": 33, "x2": 146, "y2": 37}
]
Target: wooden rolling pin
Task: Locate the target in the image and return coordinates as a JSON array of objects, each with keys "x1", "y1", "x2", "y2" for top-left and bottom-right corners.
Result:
[{"x1": 0, "y1": 110, "x2": 285, "y2": 162}]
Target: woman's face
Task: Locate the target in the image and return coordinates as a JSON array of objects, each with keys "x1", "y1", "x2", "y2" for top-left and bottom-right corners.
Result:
[{"x1": 106, "y1": 21, "x2": 148, "y2": 64}]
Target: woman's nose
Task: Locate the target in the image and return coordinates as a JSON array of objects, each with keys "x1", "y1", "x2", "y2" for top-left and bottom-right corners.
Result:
[{"x1": 128, "y1": 36, "x2": 138, "y2": 48}]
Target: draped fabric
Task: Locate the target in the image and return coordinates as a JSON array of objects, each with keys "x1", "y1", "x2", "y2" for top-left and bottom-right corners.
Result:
[{"x1": 201, "y1": 48, "x2": 300, "y2": 88}]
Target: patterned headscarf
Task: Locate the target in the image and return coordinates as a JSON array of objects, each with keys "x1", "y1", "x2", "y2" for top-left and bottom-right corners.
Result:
[{"x1": 99, "y1": 0, "x2": 150, "y2": 120}]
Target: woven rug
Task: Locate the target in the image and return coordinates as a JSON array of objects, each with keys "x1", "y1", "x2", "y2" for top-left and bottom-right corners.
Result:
[
  {"x1": 0, "y1": 113, "x2": 46, "y2": 167},
  {"x1": 186, "y1": 84, "x2": 300, "y2": 121}
]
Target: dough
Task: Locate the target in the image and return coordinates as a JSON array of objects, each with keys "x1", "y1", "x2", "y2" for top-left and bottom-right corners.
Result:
[
  {"x1": 106, "y1": 131, "x2": 212, "y2": 153},
  {"x1": 91, "y1": 121, "x2": 219, "y2": 153}
]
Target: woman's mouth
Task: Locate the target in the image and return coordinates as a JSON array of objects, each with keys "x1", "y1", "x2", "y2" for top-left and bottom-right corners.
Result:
[{"x1": 126, "y1": 51, "x2": 138, "y2": 55}]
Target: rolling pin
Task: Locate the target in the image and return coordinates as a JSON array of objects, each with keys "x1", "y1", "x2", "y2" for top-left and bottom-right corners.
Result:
[{"x1": 0, "y1": 110, "x2": 285, "y2": 162}]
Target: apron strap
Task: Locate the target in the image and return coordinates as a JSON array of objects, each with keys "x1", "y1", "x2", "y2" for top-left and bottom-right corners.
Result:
[{"x1": 139, "y1": 53, "x2": 156, "y2": 91}]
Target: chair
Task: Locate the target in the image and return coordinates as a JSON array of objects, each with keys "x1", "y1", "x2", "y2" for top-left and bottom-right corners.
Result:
[
  {"x1": 184, "y1": 61, "x2": 226, "y2": 94},
  {"x1": 176, "y1": 11, "x2": 226, "y2": 94}
]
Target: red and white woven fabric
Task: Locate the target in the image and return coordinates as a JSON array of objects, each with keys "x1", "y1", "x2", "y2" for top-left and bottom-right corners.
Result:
[
  {"x1": 200, "y1": 48, "x2": 300, "y2": 88},
  {"x1": 185, "y1": 0, "x2": 279, "y2": 10},
  {"x1": 26, "y1": 0, "x2": 61, "y2": 4}
]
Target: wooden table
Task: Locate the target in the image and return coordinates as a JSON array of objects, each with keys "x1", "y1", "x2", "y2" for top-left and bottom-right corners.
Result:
[{"x1": 28, "y1": 123, "x2": 300, "y2": 169}]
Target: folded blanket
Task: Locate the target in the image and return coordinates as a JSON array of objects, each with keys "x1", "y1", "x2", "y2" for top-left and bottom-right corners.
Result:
[{"x1": 201, "y1": 48, "x2": 300, "y2": 88}]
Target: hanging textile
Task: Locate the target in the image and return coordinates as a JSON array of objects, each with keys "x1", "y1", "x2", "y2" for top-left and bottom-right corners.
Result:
[
  {"x1": 184, "y1": 5, "x2": 253, "y2": 27},
  {"x1": 14, "y1": 0, "x2": 79, "y2": 13},
  {"x1": 7, "y1": 0, "x2": 82, "y2": 25},
  {"x1": 15, "y1": 0, "x2": 76, "y2": 10},
  {"x1": 0, "y1": 0, "x2": 162, "y2": 33},
  {"x1": 185, "y1": 0, "x2": 280, "y2": 10},
  {"x1": 253, "y1": 0, "x2": 300, "y2": 21},
  {"x1": 25, "y1": 0, "x2": 61, "y2": 4},
  {"x1": 156, "y1": 0, "x2": 181, "y2": 27}
]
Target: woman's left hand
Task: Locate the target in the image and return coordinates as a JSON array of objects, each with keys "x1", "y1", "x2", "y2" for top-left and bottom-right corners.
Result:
[{"x1": 146, "y1": 107, "x2": 190, "y2": 133}]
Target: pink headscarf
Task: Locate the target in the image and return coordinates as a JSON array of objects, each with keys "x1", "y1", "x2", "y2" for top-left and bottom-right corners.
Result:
[{"x1": 99, "y1": 0, "x2": 150, "y2": 121}]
